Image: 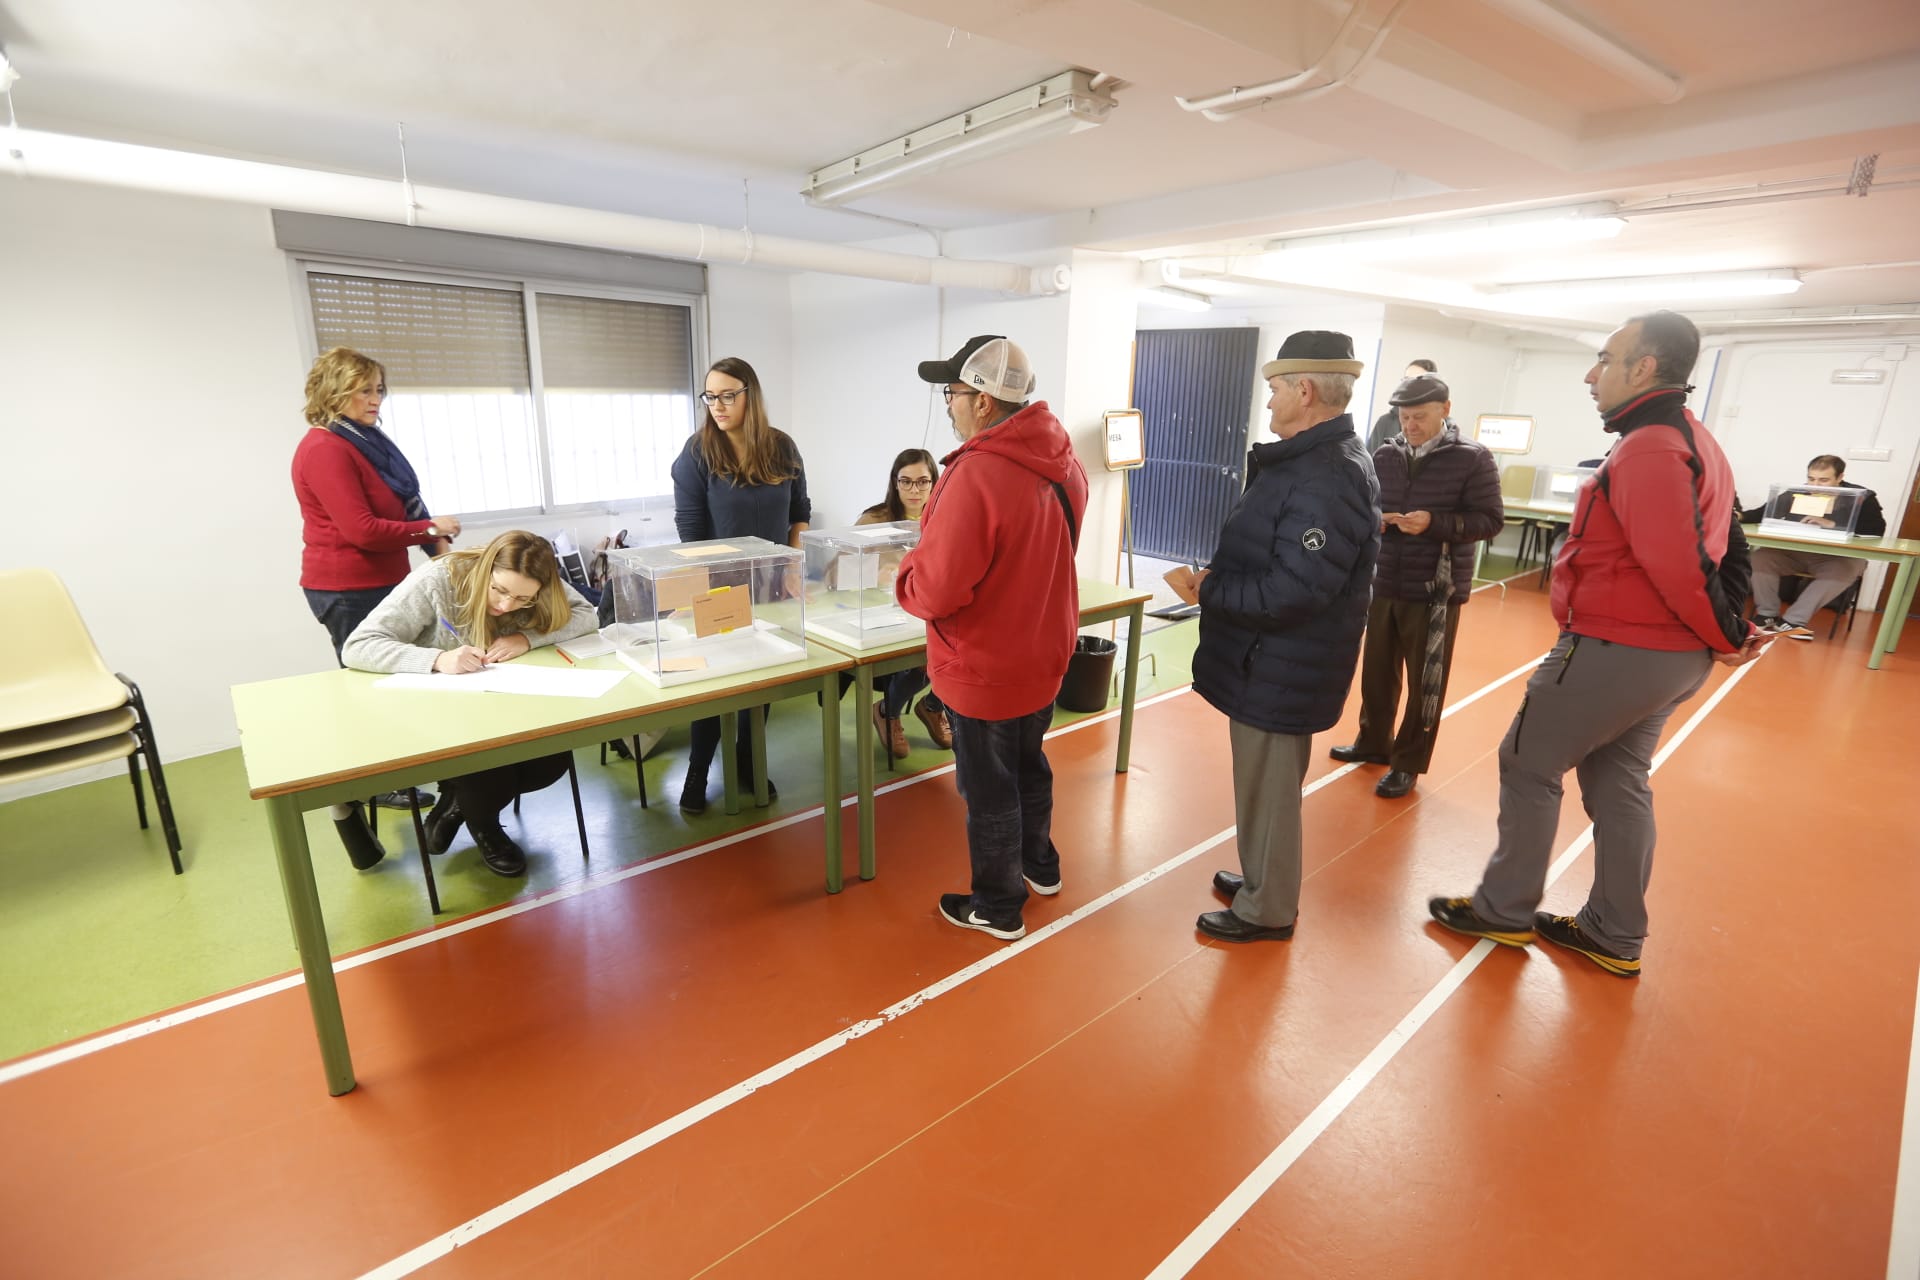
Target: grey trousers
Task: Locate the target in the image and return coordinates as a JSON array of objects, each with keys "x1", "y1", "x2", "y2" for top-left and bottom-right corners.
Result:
[
  {"x1": 1750, "y1": 547, "x2": 1865, "y2": 625},
  {"x1": 1471, "y1": 633, "x2": 1711, "y2": 959},
  {"x1": 1228, "y1": 719, "x2": 1312, "y2": 928}
]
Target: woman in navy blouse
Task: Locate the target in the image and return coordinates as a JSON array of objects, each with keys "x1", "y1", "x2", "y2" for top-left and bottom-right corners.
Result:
[{"x1": 668, "y1": 356, "x2": 811, "y2": 812}]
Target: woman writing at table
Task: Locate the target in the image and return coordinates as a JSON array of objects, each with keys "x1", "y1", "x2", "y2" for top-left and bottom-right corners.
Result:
[
  {"x1": 669, "y1": 356, "x2": 811, "y2": 813},
  {"x1": 293, "y1": 346, "x2": 460, "y2": 870},
  {"x1": 857, "y1": 448, "x2": 952, "y2": 757},
  {"x1": 342, "y1": 531, "x2": 597, "y2": 877}
]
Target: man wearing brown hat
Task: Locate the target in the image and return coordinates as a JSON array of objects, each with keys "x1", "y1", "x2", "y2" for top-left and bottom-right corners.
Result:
[
  {"x1": 1332, "y1": 374, "x2": 1504, "y2": 798},
  {"x1": 1165, "y1": 331, "x2": 1380, "y2": 943}
]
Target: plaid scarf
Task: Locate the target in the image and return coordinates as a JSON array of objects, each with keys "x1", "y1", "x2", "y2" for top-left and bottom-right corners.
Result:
[{"x1": 331, "y1": 418, "x2": 430, "y2": 523}]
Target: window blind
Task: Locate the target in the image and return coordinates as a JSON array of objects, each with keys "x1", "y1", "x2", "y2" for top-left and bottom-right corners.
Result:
[
  {"x1": 308, "y1": 273, "x2": 531, "y2": 391},
  {"x1": 535, "y1": 293, "x2": 693, "y2": 394}
]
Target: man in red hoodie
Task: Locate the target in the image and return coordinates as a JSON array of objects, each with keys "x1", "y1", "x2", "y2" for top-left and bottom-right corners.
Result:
[
  {"x1": 1429, "y1": 311, "x2": 1767, "y2": 977},
  {"x1": 896, "y1": 336, "x2": 1090, "y2": 942}
]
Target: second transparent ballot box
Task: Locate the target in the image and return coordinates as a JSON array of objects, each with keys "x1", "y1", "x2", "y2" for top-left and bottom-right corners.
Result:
[
  {"x1": 1758, "y1": 483, "x2": 1865, "y2": 543},
  {"x1": 799, "y1": 522, "x2": 926, "y2": 649},
  {"x1": 1530, "y1": 464, "x2": 1597, "y2": 511},
  {"x1": 602, "y1": 537, "x2": 806, "y2": 686}
]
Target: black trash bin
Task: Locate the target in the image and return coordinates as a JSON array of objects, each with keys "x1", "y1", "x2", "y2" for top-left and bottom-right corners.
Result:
[{"x1": 1057, "y1": 636, "x2": 1118, "y2": 712}]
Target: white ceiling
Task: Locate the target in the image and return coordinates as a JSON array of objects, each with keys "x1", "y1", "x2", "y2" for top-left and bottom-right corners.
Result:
[{"x1": 4, "y1": 0, "x2": 1918, "y2": 331}]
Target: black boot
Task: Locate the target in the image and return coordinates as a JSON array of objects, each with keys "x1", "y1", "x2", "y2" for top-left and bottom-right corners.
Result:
[
  {"x1": 335, "y1": 801, "x2": 387, "y2": 870},
  {"x1": 424, "y1": 789, "x2": 464, "y2": 855},
  {"x1": 466, "y1": 811, "x2": 527, "y2": 877}
]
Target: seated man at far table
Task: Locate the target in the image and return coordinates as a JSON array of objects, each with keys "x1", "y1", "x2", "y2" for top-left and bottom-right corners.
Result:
[{"x1": 1746, "y1": 454, "x2": 1887, "y2": 641}]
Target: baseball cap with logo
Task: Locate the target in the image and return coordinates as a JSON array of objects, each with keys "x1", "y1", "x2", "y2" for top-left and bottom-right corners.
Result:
[{"x1": 917, "y1": 335, "x2": 1037, "y2": 403}]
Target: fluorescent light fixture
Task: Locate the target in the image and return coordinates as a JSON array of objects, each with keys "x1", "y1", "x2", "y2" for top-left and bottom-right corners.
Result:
[
  {"x1": 1138, "y1": 286, "x2": 1213, "y2": 312},
  {"x1": 804, "y1": 70, "x2": 1115, "y2": 206},
  {"x1": 1831, "y1": 369, "x2": 1887, "y2": 384},
  {"x1": 1263, "y1": 202, "x2": 1624, "y2": 262},
  {"x1": 1488, "y1": 269, "x2": 1802, "y2": 304}
]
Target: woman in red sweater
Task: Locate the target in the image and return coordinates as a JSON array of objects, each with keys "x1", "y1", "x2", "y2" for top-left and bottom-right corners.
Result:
[{"x1": 291, "y1": 346, "x2": 460, "y2": 870}]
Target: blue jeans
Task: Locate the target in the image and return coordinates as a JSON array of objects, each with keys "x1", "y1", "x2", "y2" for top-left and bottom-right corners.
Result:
[
  {"x1": 947, "y1": 703, "x2": 1061, "y2": 922},
  {"x1": 303, "y1": 586, "x2": 396, "y2": 665}
]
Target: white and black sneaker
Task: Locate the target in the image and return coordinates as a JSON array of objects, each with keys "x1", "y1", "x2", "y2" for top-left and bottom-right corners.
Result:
[
  {"x1": 1024, "y1": 872, "x2": 1062, "y2": 897},
  {"x1": 938, "y1": 893, "x2": 1026, "y2": 941}
]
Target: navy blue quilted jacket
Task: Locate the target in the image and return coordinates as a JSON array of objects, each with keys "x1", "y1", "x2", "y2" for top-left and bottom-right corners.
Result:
[{"x1": 1194, "y1": 414, "x2": 1380, "y2": 735}]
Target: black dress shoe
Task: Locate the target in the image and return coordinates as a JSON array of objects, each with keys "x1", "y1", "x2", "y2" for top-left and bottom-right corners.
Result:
[
  {"x1": 468, "y1": 817, "x2": 528, "y2": 877},
  {"x1": 1329, "y1": 744, "x2": 1389, "y2": 765},
  {"x1": 372, "y1": 786, "x2": 435, "y2": 809},
  {"x1": 1196, "y1": 909, "x2": 1294, "y2": 943},
  {"x1": 1375, "y1": 770, "x2": 1416, "y2": 798},
  {"x1": 1212, "y1": 870, "x2": 1244, "y2": 902},
  {"x1": 335, "y1": 802, "x2": 387, "y2": 871},
  {"x1": 424, "y1": 792, "x2": 464, "y2": 856}
]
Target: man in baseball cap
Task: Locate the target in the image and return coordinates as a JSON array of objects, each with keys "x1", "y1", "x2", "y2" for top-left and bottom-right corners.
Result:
[{"x1": 895, "y1": 336, "x2": 1088, "y2": 942}]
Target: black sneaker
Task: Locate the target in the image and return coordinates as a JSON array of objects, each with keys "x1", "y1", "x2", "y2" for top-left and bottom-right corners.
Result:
[
  {"x1": 1532, "y1": 913, "x2": 1640, "y2": 977},
  {"x1": 334, "y1": 802, "x2": 387, "y2": 871},
  {"x1": 372, "y1": 787, "x2": 434, "y2": 810},
  {"x1": 1023, "y1": 871, "x2": 1061, "y2": 896},
  {"x1": 1427, "y1": 896, "x2": 1534, "y2": 947},
  {"x1": 679, "y1": 775, "x2": 709, "y2": 815},
  {"x1": 1751, "y1": 615, "x2": 1782, "y2": 632},
  {"x1": 937, "y1": 893, "x2": 1025, "y2": 941}
]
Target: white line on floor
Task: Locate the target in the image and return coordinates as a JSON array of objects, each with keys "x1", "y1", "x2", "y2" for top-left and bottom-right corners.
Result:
[
  {"x1": 1888, "y1": 963, "x2": 1920, "y2": 1280},
  {"x1": 0, "y1": 686, "x2": 1190, "y2": 1087},
  {"x1": 350, "y1": 654, "x2": 1545, "y2": 1277},
  {"x1": 1143, "y1": 653, "x2": 1765, "y2": 1279}
]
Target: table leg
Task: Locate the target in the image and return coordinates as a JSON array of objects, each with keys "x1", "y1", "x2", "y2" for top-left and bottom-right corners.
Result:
[
  {"x1": 266, "y1": 797, "x2": 354, "y2": 1096},
  {"x1": 721, "y1": 711, "x2": 740, "y2": 816},
  {"x1": 1116, "y1": 603, "x2": 1143, "y2": 773},
  {"x1": 750, "y1": 705, "x2": 769, "y2": 808},
  {"x1": 854, "y1": 664, "x2": 877, "y2": 880},
  {"x1": 1869, "y1": 557, "x2": 1916, "y2": 669},
  {"x1": 821, "y1": 672, "x2": 845, "y2": 893}
]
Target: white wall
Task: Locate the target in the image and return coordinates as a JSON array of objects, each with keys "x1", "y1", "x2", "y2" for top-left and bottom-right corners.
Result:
[
  {"x1": 1374, "y1": 307, "x2": 1525, "y2": 441},
  {"x1": 1500, "y1": 347, "x2": 1613, "y2": 469}
]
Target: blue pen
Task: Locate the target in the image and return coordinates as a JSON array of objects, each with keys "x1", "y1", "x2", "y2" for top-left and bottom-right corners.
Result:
[{"x1": 437, "y1": 615, "x2": 461, "y2": 642}]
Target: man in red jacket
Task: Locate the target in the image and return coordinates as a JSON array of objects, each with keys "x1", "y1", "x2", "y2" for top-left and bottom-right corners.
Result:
[
  {"x1": 896, "y1": 336, "x2": 1090, "y2": 942},
  {"x1": 1429, "y1": 310, "x2": 1767, "y2": 977}
]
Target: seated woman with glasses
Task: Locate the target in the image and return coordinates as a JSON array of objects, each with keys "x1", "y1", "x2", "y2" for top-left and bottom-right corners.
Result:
[
  {"x1": 856, "y1": 448, "x2": 952, "y2": 756},
  {"x1": 342, "y1": 530, "x2": 599, "y2": 877},
  {"x1": 668, "y1": 356, "x2": 812, "y2": 813}
]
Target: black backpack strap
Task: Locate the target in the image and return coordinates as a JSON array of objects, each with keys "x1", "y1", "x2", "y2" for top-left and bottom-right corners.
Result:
[{"x1": 1051, "y1": 480, "x2": 1080, "y2": 551}]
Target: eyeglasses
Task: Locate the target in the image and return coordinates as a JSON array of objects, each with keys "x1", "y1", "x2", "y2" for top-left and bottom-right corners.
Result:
[
  {"x1": 896, "y1": 478, "x2": 934, "y2": 491},
  {"x1": 489, "y1": 578, "x2": 539, "y2": 609},
  {"x1": 699, "y1": 390, "x2": 748, "y2": 407},
  {"x1": 941, "y1": 387, "x2": 979, "y2": 404}
]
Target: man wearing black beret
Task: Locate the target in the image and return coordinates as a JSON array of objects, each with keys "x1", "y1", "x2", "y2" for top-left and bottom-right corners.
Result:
[{"x1": 1331, "y1": 373, "x2": 1504, "y2": 798}]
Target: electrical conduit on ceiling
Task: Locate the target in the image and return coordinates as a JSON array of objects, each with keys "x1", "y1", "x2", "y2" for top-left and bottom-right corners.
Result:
[
  {"x1": 1175, "y1": 0, "x2": 1413, "y2": 121},
  {"x1": 1, "y1": 130, "x2": 1072, "y2": 296}
]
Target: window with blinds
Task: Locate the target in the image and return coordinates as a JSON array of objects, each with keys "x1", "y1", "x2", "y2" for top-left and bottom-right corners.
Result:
[{"x1": 305, "y1": 270, "x2": 698, "y2": 516}]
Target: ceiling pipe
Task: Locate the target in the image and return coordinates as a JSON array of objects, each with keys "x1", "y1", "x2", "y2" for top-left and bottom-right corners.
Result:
[
  {"x1": 1197, "y1": 0, "x2": 1413, "y2": 122},
  {"x1": 2, "y1": 129, "x2": 1072, "y2": 295},
  {"x1": 1175, "y1": 0, "x2": 1376, "y2": 114},
  {"x1": 1480, "y1": 0, "x2": 1684, "y2": 103}
]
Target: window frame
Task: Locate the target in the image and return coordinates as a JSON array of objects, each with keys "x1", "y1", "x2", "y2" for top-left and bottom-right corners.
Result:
[{"x1": 291, "y1": 255, "x2": 709, "y2": 520}]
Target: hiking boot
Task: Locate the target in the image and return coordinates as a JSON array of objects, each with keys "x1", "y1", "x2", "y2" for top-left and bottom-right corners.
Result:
[
  {"x1": 1533, "y1": 913, "x2": 1640, "y2": 978},
  {"x1": 1427, "y1": 896, "x2": 1534, "y2": 947}
]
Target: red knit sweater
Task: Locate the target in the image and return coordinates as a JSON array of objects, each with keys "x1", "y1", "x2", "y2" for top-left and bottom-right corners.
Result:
[{"x1": 292, "y1": 427, "x2": 437, "y2": 590}]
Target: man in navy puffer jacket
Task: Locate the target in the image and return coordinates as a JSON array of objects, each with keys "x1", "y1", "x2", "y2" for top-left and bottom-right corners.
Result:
[{"x1": 1166, "y1": 331, "x2": 1381, "y2": 943}]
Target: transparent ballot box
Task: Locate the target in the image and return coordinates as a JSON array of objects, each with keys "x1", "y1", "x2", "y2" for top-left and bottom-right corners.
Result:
[
  {"x1": 1758, "y1": 483, "x2": 1864, "y2": 543},
  {"x1": 799, "y1": 522, "x2": 926, "y2": 649},
  {"x1": 601, "y1": 537, "x2": 806, "y2": 686},
  {"x1": 1530, "y1": 464, "x2": 1597, "y2": 511}
]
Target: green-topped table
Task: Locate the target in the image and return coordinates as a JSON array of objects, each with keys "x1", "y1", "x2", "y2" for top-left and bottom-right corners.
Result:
[
  {"x1": 1742, "y1": 524, "x2": 1920, "y2": 670},
  {"x1": 232, "y1": 644, "x2": 852, "y2": 1096},
  {"x1": 808, "y1": 578, "x2": 1154, "y2": 878}
]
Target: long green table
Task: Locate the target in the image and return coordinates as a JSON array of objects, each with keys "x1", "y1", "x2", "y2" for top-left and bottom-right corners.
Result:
[
  {"x1": 808, "y1": 578, "x2": 1153, "y2": 879},
  {"x1": 1743, "y1": 525, "x2": 1920, "y2": 670},
  {"x1": 232, "y1": 644, "x2": 852, "y2": 1096}
]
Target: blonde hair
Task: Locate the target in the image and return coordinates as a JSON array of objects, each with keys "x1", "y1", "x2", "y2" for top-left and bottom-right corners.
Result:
[
  {"x1": 442, "y1": 531, "x2": 572, "y2": 650},
  {"x1": 304, "y1": 347, "x2": 387, "y2": 428},
  {"x1": 697, "y1": 356, "x2": 798, "y2": 487}
]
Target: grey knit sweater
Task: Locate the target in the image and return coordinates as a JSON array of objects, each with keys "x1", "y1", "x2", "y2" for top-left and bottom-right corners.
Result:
[{"x1": 341, "y1": 558, "x2": 599, "y2": 675}]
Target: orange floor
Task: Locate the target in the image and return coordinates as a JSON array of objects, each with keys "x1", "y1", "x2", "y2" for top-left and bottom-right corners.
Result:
[{"x1": 1, "y1": 582, "x2": 1915, "y2": 1279}]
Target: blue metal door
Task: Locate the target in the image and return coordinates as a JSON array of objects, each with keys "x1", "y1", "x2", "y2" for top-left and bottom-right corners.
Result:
[{"x1": 1129, "y1": 328, "x2": 1259, "y2": 564}]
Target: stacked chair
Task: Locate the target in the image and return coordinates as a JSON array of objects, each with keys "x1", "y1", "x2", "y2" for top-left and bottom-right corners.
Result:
[{"x1": 0, "y1": 568, "x2": 183, "y2": 872}]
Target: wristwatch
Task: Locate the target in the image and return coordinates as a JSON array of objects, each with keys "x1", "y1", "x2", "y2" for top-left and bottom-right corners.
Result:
[{"x1": 426, "y1": 523, "x2": 440, "y2": 537}]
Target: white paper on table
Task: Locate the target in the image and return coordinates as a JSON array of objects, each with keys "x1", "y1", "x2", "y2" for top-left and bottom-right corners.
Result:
[
  {"x1": 372, "y1": 665, "x2": 627, "y2": 698},
  {"x1": 839, "y1": 527, "x2": 898, "y2": 540}
]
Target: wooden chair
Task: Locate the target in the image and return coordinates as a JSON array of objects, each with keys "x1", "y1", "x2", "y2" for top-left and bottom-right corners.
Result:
[{"x1": 0, "y1": 568, "x2": 183, "y2": 873}]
